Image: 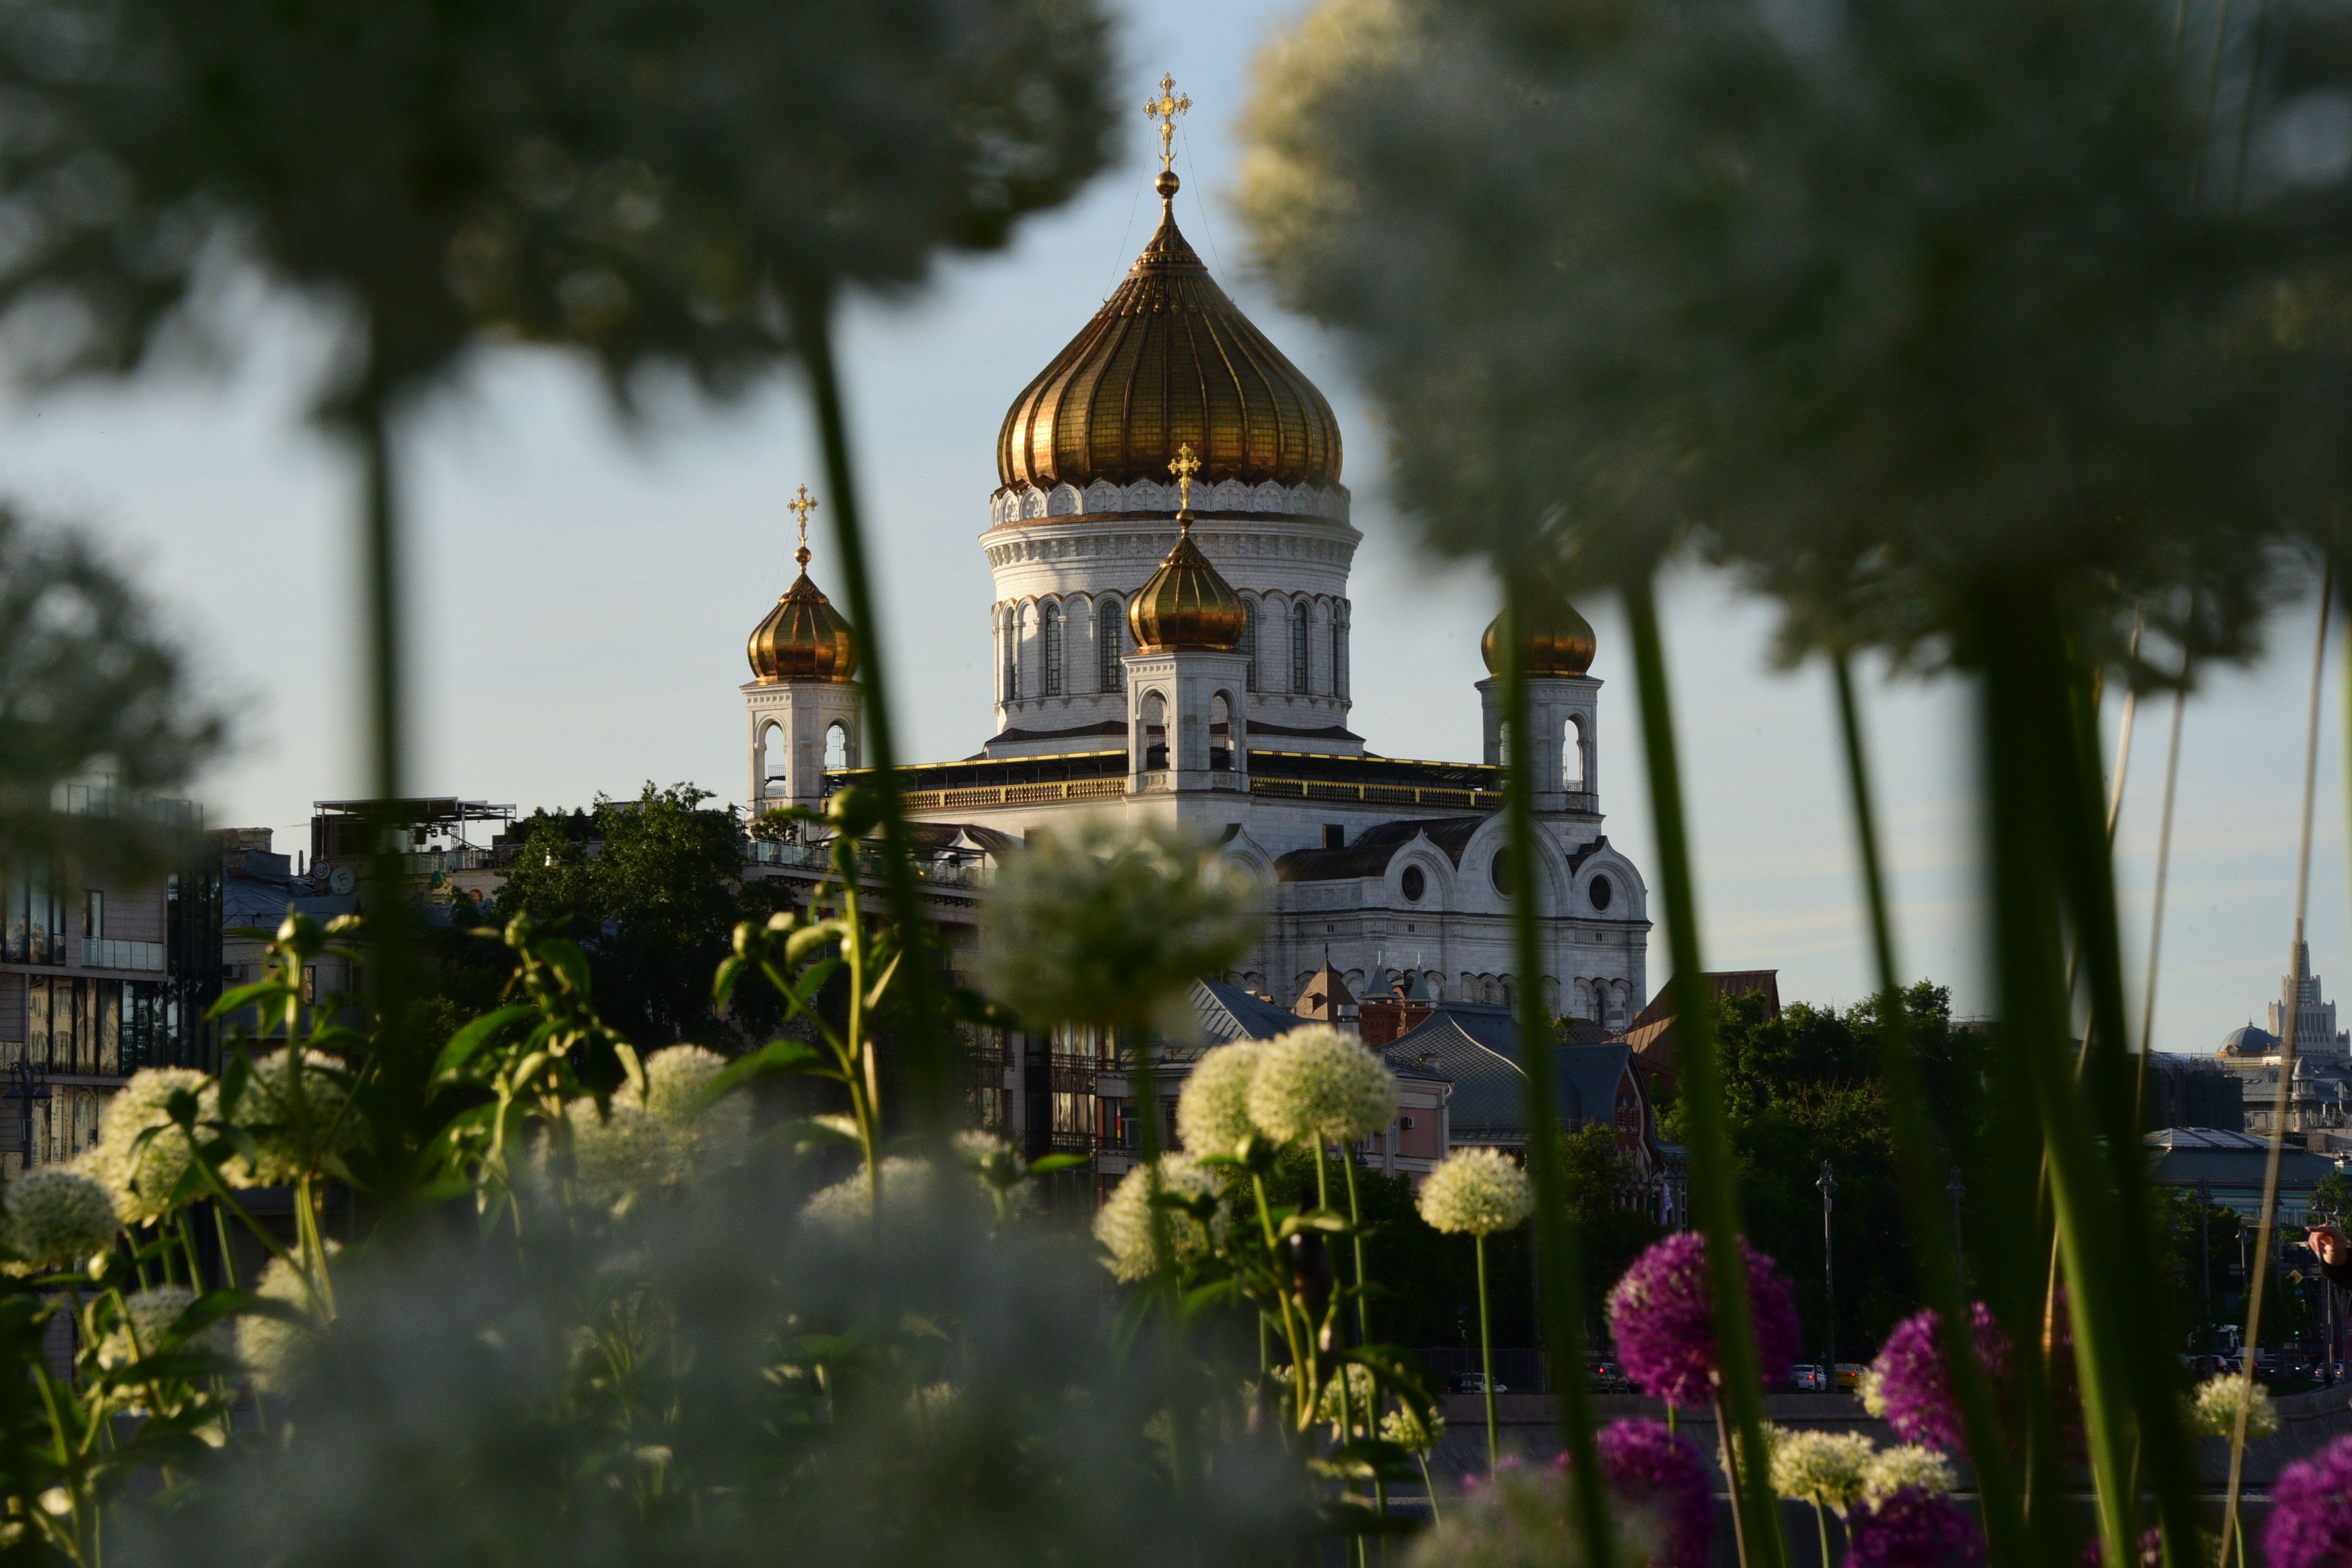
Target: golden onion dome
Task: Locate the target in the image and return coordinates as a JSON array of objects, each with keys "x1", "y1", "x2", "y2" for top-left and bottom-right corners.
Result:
[
  {"x1": 1481, "y1": 598, "x2": 1598, "y2": 678},
  {"x1": 1129, "y1": 448, "x2": 1245, "y2": 652},
  {"x1": 997, "y1": 170, "x2": 1343, "y2": 497},
  {"x1": 748, "y1": 488, "x2": 858, "y2": 683}
]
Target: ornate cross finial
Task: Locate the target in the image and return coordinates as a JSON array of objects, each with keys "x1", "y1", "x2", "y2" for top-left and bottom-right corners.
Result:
[
  {"x1": 787, "y1": 484, "x2": 817, "y2": 568},
  {"x1": 1169, "y1": 444, "x2": 1201, "y2": 522},
  {"x1": 1145, "y1": 74, "x2": 1191, "y2": 173}
]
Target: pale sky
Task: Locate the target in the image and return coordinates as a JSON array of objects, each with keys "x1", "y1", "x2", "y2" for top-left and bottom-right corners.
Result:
[{"x1": 0, "y1": 0, "x2": 2334, "y2": 1059}]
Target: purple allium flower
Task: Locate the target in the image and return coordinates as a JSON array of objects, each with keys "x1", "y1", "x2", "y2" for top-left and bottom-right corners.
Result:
[
  {"x1": 1607, "y1": 1231, "x2": 1801, "y2": 1406},
  {"x1": 1847, "y1": 1488, "x2": 1987, "y2": 1568},
  {"x1": 1593, "y1": 1418, "x2": 1713, "y2": 1568},
  {"x1": 1868, "y1": 1302, "x2": 2011, "y2": 1452},
  {"x1": 2264, "y1": 1432, "x2": 2352, "y2": 1568}
]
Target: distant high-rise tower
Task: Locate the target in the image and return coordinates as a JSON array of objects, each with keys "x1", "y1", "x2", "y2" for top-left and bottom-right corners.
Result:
[{"x1": 2268, "y1": 941, "x2": 2349, "y2": 1058}]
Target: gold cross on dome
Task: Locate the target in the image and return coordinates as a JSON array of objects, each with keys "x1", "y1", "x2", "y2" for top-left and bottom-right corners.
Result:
[
  {"x1": 787, "y1": 484, "x2": 817, "y2": 566},
  {"x1": 1145, "y1": 74, "x2": 1191, "y2": 172},
  {"x1": 1169, "y1": 444, "x2": 1200, "y2": 517}
]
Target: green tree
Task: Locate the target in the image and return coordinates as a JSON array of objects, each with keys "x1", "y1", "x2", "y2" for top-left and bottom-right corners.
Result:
[
  {"x1": 493, "y1": 783, "x2": 789, "y2": 1051},
  {"x1": 1660, "y1": 984, "x2": 1990, "y2": 1364}
]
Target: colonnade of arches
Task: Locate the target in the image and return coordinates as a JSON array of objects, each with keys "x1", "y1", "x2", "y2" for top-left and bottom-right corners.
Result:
[
  {"x1": 1495, "y1": 713, "x2": 1596, "y2": 791},
  {"x1": 994, "y1": 590, "x2": 1350, "y2": 705},
  {"x1": 1229, "y1": 968, "x2": 1633, "y2": 1030}
]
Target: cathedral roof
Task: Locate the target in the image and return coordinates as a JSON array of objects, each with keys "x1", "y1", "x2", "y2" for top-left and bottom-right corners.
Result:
[
  {"x1": 996, "y1": 170, "x2": 1343, "y2": 496},
  {"x1": 1481, "y1": 596, "x2": 1598, "y2": 678},
  {"x1": 747, "y1": 491, "x2": 857, "y2": 684},
  {"x1": 2220, "y1": 1023, "x2": 2282, "y2": 1058},
  {"x1": 1128, "y1": 482, "x2": 1245, "y2": 652}
]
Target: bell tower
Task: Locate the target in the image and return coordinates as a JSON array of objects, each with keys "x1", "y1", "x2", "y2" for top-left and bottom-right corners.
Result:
[
  {"x1": 1123, "y1": 447, "x2": 1252, "y2": 795},
  {"x1": 742, "y1": 486, "x2": 862, "y2": 812},
  {"x1": 1477, "y1": 598, "x2": 1601, "y2": 814}
]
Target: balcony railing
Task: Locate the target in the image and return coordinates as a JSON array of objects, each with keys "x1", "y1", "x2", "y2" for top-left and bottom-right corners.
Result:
[
  {"x1": 743, "y1": 837, "x2": 989, "y2": 890},
  {"x1": 1250, "y1": 776, "x2": 1507, "y2": 811}
]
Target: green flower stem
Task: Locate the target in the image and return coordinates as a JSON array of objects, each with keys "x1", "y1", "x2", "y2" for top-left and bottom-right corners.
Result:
[
  {"x1": 1415, "y1": 1449, "x2": 1442, "y2": 1523},
  {"x1": 294, "y1": 1174, "x2": 337, "y2": 1318},
  {"x1": 795, "y1": 286, "x2": 950, "y2": 1137},
  {"x1": 1976, "y1": 578, "x2": 2189, "y2": 1568},
  {"x1": 1828, "y1": 653, "x2": 2027, "y2": 1567},
  {"x1": 1341, "y1": 1147, "x2": 1370, "y2": 1342},
  {"x1": 1814, "y1": 1500, "x2": 1830, "y2": 1568},
  {"x1": 1251, "y1": 1170, "x2": 1318, "y2": 1429},
  {"x1": 1497, "y1": 583, "x2": 1614, "y2": 1568},
  {"x1": 2222, "y1": 575, "x2": 2335, "y2": 1565},
  {"x1": 1474, "y1": 1232, "x2": 1497, "y2": 1469},
  {"x1": 1623, "y1": 579, "x2": 1784, "y2": 1568}
]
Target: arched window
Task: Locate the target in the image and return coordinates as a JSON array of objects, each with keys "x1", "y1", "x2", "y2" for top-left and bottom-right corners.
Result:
[
  {"x1": 1099, "y1": 598, "x2": 1123, "y2": 692},
  {"x1": 1210, "y1": 692, "x2": 1233, "y2": 770},
  {"x1": 1565, "y1": 715, "x2": 1587, "y2": 790},
  {"x1": 1331, "y1": 609, "x2": 1346, "y2": 700},
  {"x1": 824, "y1": 722, "x2": 849, "y2": 770},
  {"x1": 761, "y1": 721, "x2": 788, "y2": 797},
  {"x1": 1141, "y1": 690, "x2": 1168, "y2": 771},
  {"x1": 1000, "y1": 606, "x2": 1020, "y2": 702},
  {"x1": 1040, "y1": 601, "x2": 1063, "y2": 696},
  {"x1": 1241, "y1": 599, "x2": 1258, "y2": 692},
  {"x1": 1291, "y1": 602, "x2": 1310, "y2": 693}
]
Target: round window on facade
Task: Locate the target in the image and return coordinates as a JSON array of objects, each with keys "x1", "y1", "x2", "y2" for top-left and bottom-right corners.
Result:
[
  {"x1": 1589, "y1": 874, "x2": 1613, "y2": 912},
  {"x1": 1490, "y1": 849, "x2": 1512, "y2": 897},
  {"x1": 1401, "y1": 865, "x2": 1426, "y2": 903}
]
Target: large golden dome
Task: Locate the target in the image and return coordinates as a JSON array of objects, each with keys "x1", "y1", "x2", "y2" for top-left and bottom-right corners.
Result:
[
  {"x1": 1481, "y1": 598, "x2": 1597, "y2": 678},
  {"x1": 748, "y1": 491, "x2": 858, "y2": 684},
  {"x1": 997, "y1": 172, "x2": 1343, "y2": 496}
]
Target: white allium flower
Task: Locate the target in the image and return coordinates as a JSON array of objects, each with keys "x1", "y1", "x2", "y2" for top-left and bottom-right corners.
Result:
[
  {"x1": 560, "y1": 1097, "x2": 676, "y2": 1210},
  {"x1": 1092, "y1": 1155, "x2": 1219, "y2": 1282},
  {"x1": 239, "y1": 1251, "x2": 327, "y2": 1393},
  {"x1": 100, "y1": 1285, "x2": 223, "y2": 1369},
  {"x1": 1417, "y1": 1148, "x2": 1535, "y2": 1236},
  {"x1": 1767, "y1": 1426, "x2": 1876, "y2": 1515},
  {"x1": 85, "y1": 1069, "x2": 216, "y2": 1224},
  {"x1": 1177, "y1": 1042, "x2": 1267, "y2": 1158},
  {"x1": 223, "y1": 1048, "x2": 363, "y2": 1186},
  {"x1": 2188, "y1": 1373, "x2": 2278, "y2": 1439},
  {"x1": 1315, "y1": 1362, "x2": 1379, "y2": 1429},
  {"x1": 2, "y1": 1170, "x2": 117, "y2": 1275},
  {"x1": 977, "y1": 815, "x2": 1263, "y2": 1033},
  {"x1": 639, "y1": 1045, "x2": 750, "y2": 1173},
  {"x1": 1382, "y1": 1402, "x2": 1443, "y2": 1453},
  {"x1": 1247, "y1": 1025, "x2": 1395, "y2": 1147},
  {"x1": 800, "y1": 1156, "x2": 939, "y2": 1233},
  {"x1": 1857, "y1": 1364, "x2": 1886, "y2": 1417},
  {"x1": 1859, "y1": 1443, "x2": 1956, "y2": 1507},
  {"x1": 953, "y1": 1130, "x2": 1032, "y2": 1209}
]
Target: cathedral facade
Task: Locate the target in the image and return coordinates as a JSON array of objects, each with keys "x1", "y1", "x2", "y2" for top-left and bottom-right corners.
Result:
[{"x1": 737, "y1": 160, "x2": 1650, "y2": 1033}]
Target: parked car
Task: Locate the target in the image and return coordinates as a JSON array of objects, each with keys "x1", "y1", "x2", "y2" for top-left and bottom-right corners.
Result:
[
  {"x1": 1835, "y1": 1363, "x2": 1867, "y2": 1392},
  {"x1": 1791, "y1": 1364, "x2": 1829, "y2": 1392},
  {"x1": 1451, "y1": 1372, "x2": 1509, "y2": 1395},
  {"x1": 1586, "y1": 1361, "x2": 1629, "y2": 1393}
]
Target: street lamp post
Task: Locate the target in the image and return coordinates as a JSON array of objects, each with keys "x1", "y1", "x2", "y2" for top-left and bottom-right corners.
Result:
[
  {"x1": 1818, "y1": 1160, "x2": 1839, "y2": 1383},
  {"x1": 2198, "y1": 1175, "x2": 2214, "y2": 1354},
  {"x1": 1, "y1": 1059, "x2": 52, "y2": 1174},
  {"x1": 1945, "y1": 1167, "x2": 1966, "y2": 1281}
]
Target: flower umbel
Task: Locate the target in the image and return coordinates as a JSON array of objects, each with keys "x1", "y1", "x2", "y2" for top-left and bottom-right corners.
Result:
[
  {"x1": 1408, "y1": 1460, "x2": 1657, "y2": 1568},
  {"x1": 239, "y1": 1251, "x2": 328, "y2": 1393},
  {"x1": 1606, "y1": 1232, "x2": 1801, "y2": 1406},
  {"x1": 1591, "y1": 1418, "x2": 1713, "y2": 1568},
  {"x1": 1767, "y1": 1426, "x2": 1876, "y2": 1515},
  {"x1": 2187, "y1": 1373, "x2": 2278, "y2": 1440},
  {"x1": 800, "y1": 1156, "x2": 940, "y2": 1234},
  {"x1": 1417, "y1": 1149, "x2": 1534, "y2": 1236},
  {"x1": 1847, "y1": 1487, "x2": 1987, "y2": 1568},
  {"x1": 1093, "y1": 1155, "x2": 1219, "y2": 1282},
  {"x1": 1859, "y1": 1445, "x2": 1958, "y2": 1508},
  {"x1": 78, "y1": 1068, "x2": 215, "y2": 1226},
  {"x1": 1866, "y1": 1303, "x2": 2011, "y2": 1452},
  {"x1": 222, "y1": 1047, "x2": 363, "y2": 1187},
  {"x1": 2264, "y1": 1432, "x2": 2352, "y2": 1568},
  {"x1": 2, "y1": 1169, "x2": 117, "y2": 1275},
  {"x1": 977, "y1": 815, "x2": 1263, "y2": 1033},
  {"x1": 1177, "y1": 1042, "x2": 1267, "y2": 1159},
  {"x1": 1247, "y1": 1025, "x2": 1395, "y2": 1147}
]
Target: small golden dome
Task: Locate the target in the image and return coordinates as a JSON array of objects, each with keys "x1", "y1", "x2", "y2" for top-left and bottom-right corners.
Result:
[
  {"x1": 747, "y1": 487, "x2": 858, "y2": 684},
  {"x1": 1129, "y1": 528, "x2": 1245, "y2": 652},
  {"x1": 997, "y1": 168, "x2": 1343, "y2": 497},
  {"x1": 1481, "y1": 598, "x2": 1597, "y2": 677}
]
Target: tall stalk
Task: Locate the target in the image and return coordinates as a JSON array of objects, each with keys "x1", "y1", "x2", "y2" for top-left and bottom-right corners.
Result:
[
  {"x1": 1497, "y1": 581, "x2": 1614, "y2": 1568},
  {"x1": 1976, "y1": 578, "x2": 2195, "y2": 1568},
  {"x1": 1827, "y1": 654, "x2": 2028, "y2": 1568},
  {"x1": 794, "y1": 286, "x2": 950, "y2": 1135},
  {"x1": 1621, "y1": 578, "x2": 1784, "y2": 1568},
  {"x1": 2220, "y1": 576, "x2": 2332, "y2": 1563}
]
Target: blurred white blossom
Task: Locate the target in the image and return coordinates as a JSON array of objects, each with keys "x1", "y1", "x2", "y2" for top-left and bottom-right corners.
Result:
[
  {"x1": 77, "y1": 1068, "x2": 214, "y2": 1225},
  {"x1": 1246, "y1": 1026, "x2": 1394, "y2": 1147},
  {"x1": 1767, "y1": 1426, "x2": 1875, "y2": 1514},
  {"x1": 1093, "y1": 1155, "x2": 1218, "y2": 1282},
  {"x1": 1177, "y1": 1042, "x2": 1267, "y2": 1159},
  {"x1": 1858, "y1": 1443, "x2": 1956, "y2": 1506},
  {"x1": 2, "y1": 1169, "x2": 117, "y2": 1275},
  {"x1": 2188, "y1": 1373, "x2": 2277, "y2": 1439}
]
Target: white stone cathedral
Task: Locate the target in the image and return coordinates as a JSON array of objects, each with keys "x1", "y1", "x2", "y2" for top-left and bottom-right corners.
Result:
[{"x1": 737, "y1": 155, "x2": 1650, "y2": 1031}]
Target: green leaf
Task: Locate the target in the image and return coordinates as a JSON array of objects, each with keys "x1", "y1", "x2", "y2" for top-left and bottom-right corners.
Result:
[
  {"x1": 703, "y1": 1039, "x2": 828, "y2": 1104},
  {"x1": 785, "y1": 919, "x2": 848, "y2": 970},
  {"x1": 1277, "y1": 1208, "x2": 1352, "y2": 1240},
  {"x1": 429, "y1": 1005, "x2": 540, "y2": 1088},
  {"x1": 1026, "y1": 1154, "x2": 1087, "y2": 1174},
  {"x1": 204, "y1": 978, "x2": 290, "y2": 1023}
]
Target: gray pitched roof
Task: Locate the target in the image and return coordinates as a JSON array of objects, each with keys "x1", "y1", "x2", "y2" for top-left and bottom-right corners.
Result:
[
  {"x1": 1378, "y1": 1003, "x2": 1644, "y2": 1144},
  {"x1": 2146, "y1": 1126, "x2": 2339, "y2": 1190},
  {"x1": 1190, "y1": 979, "x2": 1307, "y2": 1046}
]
